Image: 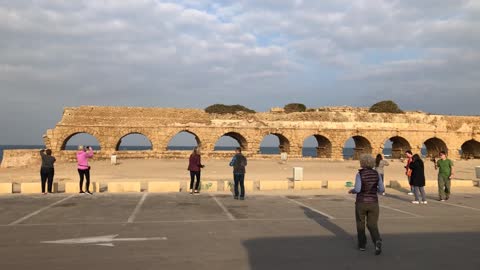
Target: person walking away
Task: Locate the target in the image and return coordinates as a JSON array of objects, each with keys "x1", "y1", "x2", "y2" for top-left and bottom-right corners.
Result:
[
  {"x1": 40, "y1": 149, "x2": 56, "y2": 194},
  {"x1": 229, "y1": 147, "x2": 247, "y2": 200},
  {"x1": 188, "y1": 147, "x2": 204, "y2": 194},
  {"x1": 409, "y1": 154, "x2": 427, "y2": 204},
  {"x1": 404, "y1": 150, "x2": 414, "y2": 195},
  {"x1": 374, "y1": 154, "x2": 389, "y2": 195},
  {"x1": 348, "y1": 154, "x2": 385, "y2": 255},
  {"x1": 435, "y1": 151, "x2": 454, "y2": 201},
  {"x1": 77, "y1": 145, "x2": 94, "y2": 195}
]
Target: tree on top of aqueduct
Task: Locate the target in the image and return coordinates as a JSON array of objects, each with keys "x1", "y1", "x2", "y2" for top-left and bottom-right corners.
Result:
[{"x1": 369, "y1": 100, "x2": 404, "y2": 114}]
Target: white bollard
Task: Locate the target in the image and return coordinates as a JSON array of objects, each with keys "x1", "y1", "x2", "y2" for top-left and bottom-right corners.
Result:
[
  {"x1": 111, "y1": 155, "x2": 117, "y2": 165},
  {"x1": 293, "y1": 167, "x2": 303, "y2": 181}
]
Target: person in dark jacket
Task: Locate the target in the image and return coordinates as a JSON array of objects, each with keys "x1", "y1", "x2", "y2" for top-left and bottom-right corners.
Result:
[
  {"x1": 187, "y1": 147, "x2": 204, "y2": 194},
  {"x1": 40, "y1": 149, "x2": 56, "y2": 194},
  {"x1": 409, "y1": 154, "x2": 427, "y2": 204},
  {"x1": 349, "y1": 154, "x2": 385, "y2": 255},
  {"x1": 229, "y1": 147, "x2": 247, "y2": 200}
]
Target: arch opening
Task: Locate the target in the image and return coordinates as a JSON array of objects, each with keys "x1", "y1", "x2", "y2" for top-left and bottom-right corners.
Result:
[
  {"x1": 62, "y1": 132, "x2": 101, "y2": 150},
  {"x1": 167, "y1": 131, "x2": 200, "y2": 151},
  {"x1": 461, "y1": 139, "x2": 480, "y2": 159},
  {"x1": 214, "y1": 132, "x2": 248, "y2": 151},
  {"x1": 423, "y1": 138, "x2": 448, "y2": 158},
  {"x1": 116, "y1": 133, "x2": 152, "y2": 151},
  {"x1": 302, "y1": 135, "x2": 332, "y2": 158},
  {"x1": 383, "y1": 136, "x2": 411, "y2": 159},
  {"x1": 344, "y1": 136, "x2": 372, "y2": 160},
  {"x1": 259, "y1": 133, "x2": 290, "y2": 154}
]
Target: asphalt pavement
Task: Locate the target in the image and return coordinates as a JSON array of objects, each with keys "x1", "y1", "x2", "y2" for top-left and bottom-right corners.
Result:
[{"x1": 0, "y1": 190, "x2": 479, "y2": 270}]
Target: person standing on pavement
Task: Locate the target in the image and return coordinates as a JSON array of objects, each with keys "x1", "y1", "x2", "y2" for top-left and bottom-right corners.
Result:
[
  {"x1": 39, "y1": 149, "x2": 56, "y2": 194},
  {"x1": 349, "y1": 154, "x2": 384, "y2": 255},
  {"x1": 435, "y1": 151, "x2": 454, "y2": 201},
  {"x1": 188, "y1": 147, "x2": 204, "y2": 194},
  {"x1": 77, "y1": 145, "x2": 94, "y2": 195},
  {"x1": 404, "y1": 150, "x2": 414, "y2": 195},
  {"x1": 409, "y1": 154, "x2": 427, "y2": 204},
  {"x1": 229, "y1": 147, "x2": 247, "y2": 200},
  {"x1": 374, "y1": 154, "x2": 389, "y2": 195}
]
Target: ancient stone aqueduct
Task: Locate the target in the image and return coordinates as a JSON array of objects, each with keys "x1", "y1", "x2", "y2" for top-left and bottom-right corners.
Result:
[{"x1": 40, "y1": 106, "x2": 480, "y2": 161}]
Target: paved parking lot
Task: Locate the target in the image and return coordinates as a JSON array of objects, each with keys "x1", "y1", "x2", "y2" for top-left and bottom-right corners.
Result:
[{"x1": 1, "y1": 190, "x2": 479, "y2": 270}]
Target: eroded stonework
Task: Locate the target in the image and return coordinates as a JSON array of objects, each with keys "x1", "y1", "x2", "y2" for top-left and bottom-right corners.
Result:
[{"x1": 39, "y1": 106, "x2": 480, "y2": 161}]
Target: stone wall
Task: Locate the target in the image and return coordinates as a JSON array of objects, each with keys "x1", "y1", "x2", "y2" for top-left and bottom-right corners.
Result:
[
  {"x1": 1, "y1": 150, "x2": 41, "y2": 168},
  {"x1": 3, "y1": 105, "x2": 480, "y2": 168}
]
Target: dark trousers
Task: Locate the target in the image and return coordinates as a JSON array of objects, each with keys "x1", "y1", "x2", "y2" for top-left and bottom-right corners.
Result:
[
  {"x1": 40, "y1": 167, "x2": 54, "y2": 193},
  {"x1": 355, "y1": 202, "x2": 381, "y2": 248},
  {"x1": 78, "y1": 168, "x2": 90, "y2": 192},
  {"x1": 234, "y1": 173, "x2": 245, "y2": 197},
  {"x1": 189, "y1": 171, "x2": 201, "y2": 190},
  {"x1": 438, "y1": 174, "x2": 451, "y2": 200}
]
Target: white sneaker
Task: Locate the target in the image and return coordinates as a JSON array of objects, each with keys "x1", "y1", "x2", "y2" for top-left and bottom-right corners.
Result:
[
  {"x1": 408, "y1": 192, "x2": 414, "y2": 195},
  {"x1": 421, "y1": 201, "x2": 428, "y2": 204},
  {"x1": 411, "y1": 201, "x2": 420, "y2": 204}
]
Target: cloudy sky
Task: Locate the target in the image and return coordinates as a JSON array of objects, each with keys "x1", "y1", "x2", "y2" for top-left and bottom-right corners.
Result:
[{"x1": 1, "y1": 0, "x2": 479, "y2": 145}]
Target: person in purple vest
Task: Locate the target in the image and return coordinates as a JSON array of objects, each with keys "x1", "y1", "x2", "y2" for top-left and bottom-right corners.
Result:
[
  {"x1": 187, "y1": 147, "x2": 204, "y2": 194},
  {"x1": 349, "y1": 154, "x2": 385, "y2": 255}
]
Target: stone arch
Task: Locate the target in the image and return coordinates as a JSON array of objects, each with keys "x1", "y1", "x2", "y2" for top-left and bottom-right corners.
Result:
[
  {"x1": 303, "y1": 134, "x2": 332, "y2": 158},
  {"x1": 345, "y1": 135, "x2": 372, "y2": 160},
  {"x1": 166, "y1": 130, "x2": 202, "y2": 150},
  {"x1": 214, "y1": 132, "x2": 248, "y2": 151},
  {"x1": 384, "y1": 136, "x2": 411, "y2": 159},
  {"x1": 460, "y1": 139, "x2": 480, "y2": 159},
  {"x1": 423, "y1": 137, "x2": 448, "y2": 158},
  {"x1": 60, "y1": 131, "x2": 102, "y2": 150},
  {"x1": 259, "y1": 133, "x2": 290, "y2": 154},
  {"x1": 115, "y1": 132, "x2": 153, "y2": 151}
]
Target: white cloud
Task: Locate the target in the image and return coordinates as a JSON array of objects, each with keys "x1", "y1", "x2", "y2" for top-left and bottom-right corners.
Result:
[{"x1": 1, "y1": 0, "x2": 480, "y2": 143}]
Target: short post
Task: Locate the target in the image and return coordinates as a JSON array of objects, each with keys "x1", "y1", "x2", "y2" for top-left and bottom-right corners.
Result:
[
  {"x1": 293, "y1": 167, "x2": 303, "y2": 181},
  {"x1": 111, "y1": 154, "x2": 117, "y2": 165},
  {"x1": 280, "y1": 152, "x2": 288, "y2": 163},
  {"x1": 475, "y1": 166, "x2": 480, "y2": 187}
]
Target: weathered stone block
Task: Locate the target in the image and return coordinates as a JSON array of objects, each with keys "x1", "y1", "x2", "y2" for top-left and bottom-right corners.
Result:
[
  {"x1": 21, "y1": 182, "x2": 59, "y2": 193},
  {"x1": 224, "y1": 180, "x2": 254, "y2": 192},
  {"x1": 0, "y1": 183, "x2": 12, "y2": 194},
  {"x1": 107, "y1": 182, "x2": 141, "y2": 193},
  {"x1": 450, "y1": 180, "x2": 474, "y2": 187},
  {"x1": 183, "y1": 181, "x2": 218, "y2": 192},
  {"x1": 65, "y1": 182, "x2": 99, "y2": 193},
  {"x1": 326, "y1": 181, "x2": 350, "y2": 189},
  {"x1": 294, "y1": 181, "x2": 323, "y2": 190},
  {"x1": 259, "y1": 181, "x2": 289, "y2": 191},
  {"x1": 148, "y1": 182, "x2": 180, "y2": 192}
]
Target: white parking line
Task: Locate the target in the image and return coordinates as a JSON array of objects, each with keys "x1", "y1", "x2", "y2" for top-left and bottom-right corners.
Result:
[
  {"x1": 427, "y1": 199, "x2": 480, "y2": 212},
  {"x1": 127, "y1": 193, "x2": 148, "y2": 223},
  {"x1": 285, "y1": 196, "x2": 336, "y2": 220},
  {"x1": 8, "y1": 195, "x2": 75, "y2": 226},
  {"x1": 209, "y1": 194, "x2": 235, "y2": 220},
  {"x1": 344, "y1": 196, "x2": 422, "y2": 218},
  {"x1": 3, "y1": 214, "x2": 480, "y2": 227}
]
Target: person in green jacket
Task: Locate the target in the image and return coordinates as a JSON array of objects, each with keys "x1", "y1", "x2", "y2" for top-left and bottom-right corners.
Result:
[{"x1": 434, "y1": 151, "x2": 454, "y2": 201}]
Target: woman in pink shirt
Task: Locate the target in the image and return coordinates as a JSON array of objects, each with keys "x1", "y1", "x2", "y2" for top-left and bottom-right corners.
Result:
[{"x1": 77, "y1": 145, "x2": 94, "y2": 194}]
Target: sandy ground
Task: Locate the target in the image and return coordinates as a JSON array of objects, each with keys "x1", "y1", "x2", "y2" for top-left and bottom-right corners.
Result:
[{"x1": 1, "y1": 158, "x2": 479, "y2": 184}]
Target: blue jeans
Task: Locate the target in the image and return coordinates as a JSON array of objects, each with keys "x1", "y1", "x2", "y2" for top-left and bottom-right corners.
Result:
[
  {"x1": 413, "y1": 186, "x2": 426, "y2": 201},
  {"x1": 234, "y1": 173, "x2": 245, "y2": 197}
]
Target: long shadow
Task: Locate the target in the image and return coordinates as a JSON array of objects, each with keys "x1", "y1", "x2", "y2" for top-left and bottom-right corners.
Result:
[
  {"x1": 301, "y1": 206, "x2": 352, "y2": 240},
  {"x1": 243, "y1": 203, "x2": 480, "y2": 269},
  {"x1": 243, "y1": 231, "x2": 480, "y2": 270}
]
